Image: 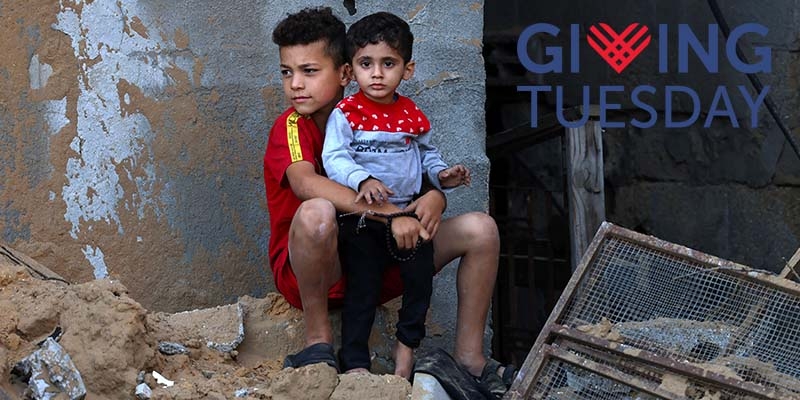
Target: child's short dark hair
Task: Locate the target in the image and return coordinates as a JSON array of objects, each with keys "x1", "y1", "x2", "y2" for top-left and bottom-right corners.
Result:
[
  {"x1": 272, "y1": 7, "x2": 346, "y2": 67},
  {"x1": 346, "y1": 12, "x2": 413, "y2": 63}
]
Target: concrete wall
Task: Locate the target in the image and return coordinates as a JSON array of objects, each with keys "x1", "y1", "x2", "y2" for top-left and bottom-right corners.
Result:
[
  {"x1": 0, "y1": 0, "x2": 488, "y2": 339},
  {"x1": 485, "y1": 0, "x2": 800, "y2": 271}
]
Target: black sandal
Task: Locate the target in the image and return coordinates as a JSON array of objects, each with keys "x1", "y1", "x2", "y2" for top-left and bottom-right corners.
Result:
[
  {"x1": 283, "y1": 343, "x2": 340, "y2": 373},
  {"x1": 413, "y1": 347, "x2": 495, "y2": 400},
  {"x1": 477, "y1": 358, "x2": 517, "y2": 399}
]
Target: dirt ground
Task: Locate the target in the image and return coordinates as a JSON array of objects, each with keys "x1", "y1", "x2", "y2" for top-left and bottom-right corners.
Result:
[{"x1": 0, "y1": 256, "x2": 412, "y2": 399}]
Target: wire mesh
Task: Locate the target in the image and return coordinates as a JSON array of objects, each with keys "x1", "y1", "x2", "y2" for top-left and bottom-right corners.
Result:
[
  {"x1": 556, "y1": 236, "x2": 800, "y2": 396},
  {"x1": 530, "y1": 342, "x2": 754, "y2": 399},
  {"x1": 530, "y1": 356, "x2": 656, "y2": 400}
]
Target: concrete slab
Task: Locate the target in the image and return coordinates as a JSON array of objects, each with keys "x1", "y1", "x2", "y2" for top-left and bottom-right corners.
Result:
[{"x1": 151, "y1": 302, "x2": 244, "y2": 353}]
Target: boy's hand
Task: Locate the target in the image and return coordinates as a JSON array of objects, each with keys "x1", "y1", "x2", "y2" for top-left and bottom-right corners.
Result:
[
  {"x1": 355, "y1": 177, "x2": 394, "y2": 205},
  {"x1": 405, "y1": 190, "x2": 445, "y2": 237},
  {"x1": 390, "y1": 216, "x2": 430, "y2": 250},
  {"x1": 438, "y1": 165, "x2": 471, "y2": 188}
]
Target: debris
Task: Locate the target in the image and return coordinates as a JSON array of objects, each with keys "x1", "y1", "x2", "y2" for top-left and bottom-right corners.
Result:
[
  {"x1": 12, "y1": 337, "x2": 86, "y2": 400},
  {"x1": 134, "y1": 383, "x2": 152, "y2": 399},
  {"x1": 158, "y1": 341, "x2": 189, "y2": 355},
  {"x1": 207, "y1": 302, "x2": 246, "y2": 353},
  {"x1": 151, "y1": 371, "x2": 174, "y2": 388},
  {"x1": 152, "y1": 302, "x2": 245, "y2": 354},
  {"x1": 0, "y1": 252, "x2": 411, "y2": 399},
  {"x1": 410, "y1": 373, "x2": 452, "y2": 400}
]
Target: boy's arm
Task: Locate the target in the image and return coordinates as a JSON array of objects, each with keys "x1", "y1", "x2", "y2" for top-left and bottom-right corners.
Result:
[
  {"x1": 286, "y1": 162, "x2": 430, "y2": 247},
  {"x1": 322, "y1": 109, "x2": 372, "y2": 192},
  {"x1": 416, "y1": 129, "x2": 452, "y2": 191}
]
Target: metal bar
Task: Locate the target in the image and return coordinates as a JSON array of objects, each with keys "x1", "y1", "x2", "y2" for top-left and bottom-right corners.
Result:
[
  {"x1": 552, "y1": 325, "x2": 784, "y2": 399},
  {"x1": 545, "y1": 344, "x2": 683, "y2": 400},
  {"x1": 602, "y1": 224, "x2": 800, "y2": 297},
  {"x1": 486, "y1": 109, "x2": 579, "y2": 156},
  {"x1": 779, "y1": 248, "x2": 800, "y2": 282},
  {"x1": 507, "y1": 221, "x2": 614, "y2": 399}
]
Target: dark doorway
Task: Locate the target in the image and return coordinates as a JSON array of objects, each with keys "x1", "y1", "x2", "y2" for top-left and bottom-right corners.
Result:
[{"x1": 484, "y1": 25, "x2": 573, "y2": 367}]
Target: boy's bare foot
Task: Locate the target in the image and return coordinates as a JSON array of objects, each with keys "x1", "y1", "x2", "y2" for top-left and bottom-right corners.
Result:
[
  {"x1": 345, "y1": 367, "x2": 370, "y2": 374},
  {"x1": 393, "y1": 341, "x2": 414, "y2": 380}
]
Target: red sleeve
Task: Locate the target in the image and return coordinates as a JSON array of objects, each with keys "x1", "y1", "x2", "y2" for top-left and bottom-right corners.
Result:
[{"x1": 265, "y1": 111, "x2": 318, "y2": 188}]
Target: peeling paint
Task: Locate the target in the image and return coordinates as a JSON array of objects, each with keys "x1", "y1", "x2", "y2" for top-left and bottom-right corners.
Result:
[
  {"x1": 82, "y1": 244, "x2": 108, "y2": 279},
  {"x1": 408, "y1": 3, "x2": 430, "y2": 24},
  {"x1": 29, "y1": 54, "x2": 53, "y2": 90},
  {"x1": 417, "y1": 71, "x2": 461, "y2": 95},
  {"x1": 44, "y1": 97, "x2": 69, "y2": 135},
  {"x1": 460, "y1": 38, "x2": 482, "y2": 49},
  {"x1": 53, "y1": 0, "x2": 179, "y2": 239},
  {"x1": 174, "y1": 27, "x2": 189, "y2": 50},
  {"x1": 129, "y1": 16, "x2": 148, "y2": 39}
]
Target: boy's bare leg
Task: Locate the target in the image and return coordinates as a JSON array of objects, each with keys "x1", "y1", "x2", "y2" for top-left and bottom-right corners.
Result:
[
  {"x1": 288, "y1": 198, "x2": 342, "y2": 347},
  {"x1": 432, "y1": 212, "x2": 500, "y2": 378},
  {"x1": 393, "y1": 340, "x2": 415, "y2": 379}
]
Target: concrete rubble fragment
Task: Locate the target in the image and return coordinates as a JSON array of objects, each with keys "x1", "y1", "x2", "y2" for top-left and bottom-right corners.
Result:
[
  {"x1": 152, "y1": 371, "x2": 174, "y2": 387},
  {"x1": 135, "y1": 383, "x2": 152, "y2": 399},
  {"x1": 154, "y1": 302, "x2": 245, "y2": 354},
  {"x1": 207, "y1": 302, "x2": 245, "y2": 353},
  {"x1": 410, "y1": 373, "x2": 452, "y2": 400},
  {"x1": 12, "y1": 337, "x2": 86, "y2": 400},
  {"x1": 157, "y1": 341, "x2": 189, "y2": 355}
]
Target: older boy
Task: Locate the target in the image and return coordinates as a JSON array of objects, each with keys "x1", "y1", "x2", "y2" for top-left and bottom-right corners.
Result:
[{"x1": 264, "y1": 6, "x2": 511, "y2": 395}]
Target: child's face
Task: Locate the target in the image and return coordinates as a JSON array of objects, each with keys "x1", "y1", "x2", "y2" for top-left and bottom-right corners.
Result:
[
  {"x1": 351, "y1": 41, "x2": 414, "y2": 104},
  {"x1": 279, "y1": 40, "x2": 348, "y2": 119}
]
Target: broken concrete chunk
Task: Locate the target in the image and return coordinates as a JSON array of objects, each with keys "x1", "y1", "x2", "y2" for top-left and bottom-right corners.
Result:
[
  {"x1": 156, "y1": 302, "x2": 245, "y2": 353},
  {"x1": 135, "y1": 383, "x2": 152, "y2": 399},
  {"x1": 158, "y1": 341, "x2": 189, "y2": 355},
  {"x1": 12, "y1": 337, "x2": 86, "y2": 400},
  {"x1": 152, "y1": 371, "x2": 174, "y2": 387}
]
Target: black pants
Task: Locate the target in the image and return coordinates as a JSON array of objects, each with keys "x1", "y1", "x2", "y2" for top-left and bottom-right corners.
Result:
[{"x1": 338, "y1": 215, "x2": 434, "y2": 371}]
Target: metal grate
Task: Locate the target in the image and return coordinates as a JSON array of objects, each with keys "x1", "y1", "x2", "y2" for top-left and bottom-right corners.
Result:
[
  {"x1": 508, "y1": 223, "x2": 800, "y2": 400},
  {"x1": 530, "y1": 341, "x2": 752, "y2": 400}
]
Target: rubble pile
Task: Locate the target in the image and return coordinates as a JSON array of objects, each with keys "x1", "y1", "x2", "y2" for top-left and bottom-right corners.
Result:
[{"x1": 0, "y1": 250, "x2": 411, "y2": 400}]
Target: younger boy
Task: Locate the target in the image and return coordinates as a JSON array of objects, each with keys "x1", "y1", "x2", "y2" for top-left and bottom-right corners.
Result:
[{"x1": 322, "y1": 12, "x2": 470, "y2": 378}]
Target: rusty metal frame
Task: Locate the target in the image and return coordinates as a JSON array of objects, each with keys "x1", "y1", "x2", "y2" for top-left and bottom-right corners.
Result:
[
  {"x1": 506, "y1": 222, "x2": 800, "y2": 400},
  {"x1": 780, "y1": 248, "x2": 800, "y2": 283},
  {"x1": 538, "y1": 343, "x2": 685, "y2": 400}
]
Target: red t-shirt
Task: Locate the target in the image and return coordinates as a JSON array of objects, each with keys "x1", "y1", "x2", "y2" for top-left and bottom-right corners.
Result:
[
  {"x1": 264, "y1": 108, "x2": 325, "y2": 275},
  {"x1": 263, "y1": 107, "x2": 404, "y2": 309}
]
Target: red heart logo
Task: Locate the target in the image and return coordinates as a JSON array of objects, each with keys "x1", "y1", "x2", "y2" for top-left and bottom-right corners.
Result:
[{"x1": 587, "y1": 23, "x2": 651, "y2": 73}]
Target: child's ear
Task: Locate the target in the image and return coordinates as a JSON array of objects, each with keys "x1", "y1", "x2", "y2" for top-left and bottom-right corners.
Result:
[
  {"x1": 339, "y1": 64, "x2": 352, "y2": 86},
  {"x1": 403, "y1": 61, "x2": 415, "y2": 80}
]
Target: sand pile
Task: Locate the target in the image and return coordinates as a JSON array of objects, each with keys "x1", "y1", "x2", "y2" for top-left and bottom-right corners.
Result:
[{"x1": 0, "y1": 252, "x2": 411, "y2": 399}]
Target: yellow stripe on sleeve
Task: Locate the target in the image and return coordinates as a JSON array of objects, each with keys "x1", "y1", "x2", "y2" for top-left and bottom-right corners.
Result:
[{"x1": 286, "y1": 112, "x2": 303, "y2": 162}]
